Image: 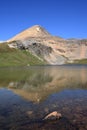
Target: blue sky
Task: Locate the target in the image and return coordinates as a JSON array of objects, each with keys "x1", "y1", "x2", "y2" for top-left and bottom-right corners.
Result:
[{"x1": 0, "y1": 0, "x2": 87, "y2": 40}]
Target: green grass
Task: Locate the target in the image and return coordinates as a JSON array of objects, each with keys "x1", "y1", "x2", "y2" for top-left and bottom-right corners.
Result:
[
  {"x1": 73, "y1": 59, "x2": 87, "y2": 64},
  {"x1": 0, "y1": 43, "x2": 45, "y2": 67}
]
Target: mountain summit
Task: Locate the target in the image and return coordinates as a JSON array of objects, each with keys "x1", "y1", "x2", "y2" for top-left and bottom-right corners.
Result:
[
  {"x1": 7, "y1": 25, "x2": 87, "y2": 65},
  {"x1": 9, "y1": 25, "x2": 51, "y2": 41}
]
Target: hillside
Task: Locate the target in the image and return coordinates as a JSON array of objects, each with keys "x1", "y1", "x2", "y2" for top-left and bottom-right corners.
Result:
[{"x1": 0, "y1": 43, "x2": 45, "y2": 67}]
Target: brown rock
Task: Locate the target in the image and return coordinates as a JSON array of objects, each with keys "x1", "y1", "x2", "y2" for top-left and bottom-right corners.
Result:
[{"x1": 43, "y1": 111, "x2": 62, "y2": 120}]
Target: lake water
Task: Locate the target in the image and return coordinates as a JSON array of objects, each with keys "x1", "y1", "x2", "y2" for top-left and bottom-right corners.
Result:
[{"x1": 0, "y1": 65, "x2": 87, "y2": 130}]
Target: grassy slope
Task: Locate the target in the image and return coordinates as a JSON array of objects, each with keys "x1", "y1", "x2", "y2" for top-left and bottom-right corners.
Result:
[
  {"x1": 0, "y1": 43, "x2": 45, "y2": 67},
  {"x1": 73, "y1": 59, "x2": 87, "y2": 64}
]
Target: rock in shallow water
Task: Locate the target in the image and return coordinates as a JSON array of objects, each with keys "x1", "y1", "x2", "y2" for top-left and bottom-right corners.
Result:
[{"x1": 43, "y1": 111, "x2": 62, "y2": 120}]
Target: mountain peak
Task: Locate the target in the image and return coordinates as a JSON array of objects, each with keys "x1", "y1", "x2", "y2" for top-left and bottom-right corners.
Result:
[
  {"x1": 30, "y1": 25, "x2": 43, "y2": 30},
  {"x1": 9, "y1": 25, "x2": 51, "y2": 41}
]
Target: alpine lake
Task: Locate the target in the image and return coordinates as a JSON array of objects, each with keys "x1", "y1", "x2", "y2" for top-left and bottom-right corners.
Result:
[{"x1": 0, "y1": 65, "x2": 87, "y2": 130}]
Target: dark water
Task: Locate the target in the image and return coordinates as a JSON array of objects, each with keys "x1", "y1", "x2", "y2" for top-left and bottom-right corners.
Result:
[{"x1": 0, "y1": 65, "x2": 87, "y2": 130}]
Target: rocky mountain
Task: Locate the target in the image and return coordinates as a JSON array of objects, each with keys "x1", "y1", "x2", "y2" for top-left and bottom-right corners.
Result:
[
  {"x1": 7, "y1": 25, "x2": 87, "y2": 65},
  {"x1": 9, "y1": 25, "x2": 51, "y2": 41}
]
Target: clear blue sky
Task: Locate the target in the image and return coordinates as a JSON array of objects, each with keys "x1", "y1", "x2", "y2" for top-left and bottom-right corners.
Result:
[{"x1": 0, "y1": 0, "x2": 87, "y2": 40}]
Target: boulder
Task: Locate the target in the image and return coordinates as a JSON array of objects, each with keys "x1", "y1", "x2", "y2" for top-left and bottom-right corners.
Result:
[{"x1": 43, "y1": 111, "x2": 62, "y2": 120}]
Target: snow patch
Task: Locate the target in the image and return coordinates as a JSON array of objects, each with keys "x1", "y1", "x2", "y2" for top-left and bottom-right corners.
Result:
[{"x1": 36, "y1": 27, "x2": 40, "y2": 32}]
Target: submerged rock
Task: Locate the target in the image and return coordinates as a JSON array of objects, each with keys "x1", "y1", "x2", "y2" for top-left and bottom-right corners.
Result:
[{"x1": 43, "y1": 111, "x2": 62, "y2": 120}]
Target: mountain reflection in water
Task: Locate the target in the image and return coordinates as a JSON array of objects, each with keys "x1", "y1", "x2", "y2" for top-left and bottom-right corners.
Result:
[{"x1": 0, "y1": 65, "x2": 87, "y2": 130}]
